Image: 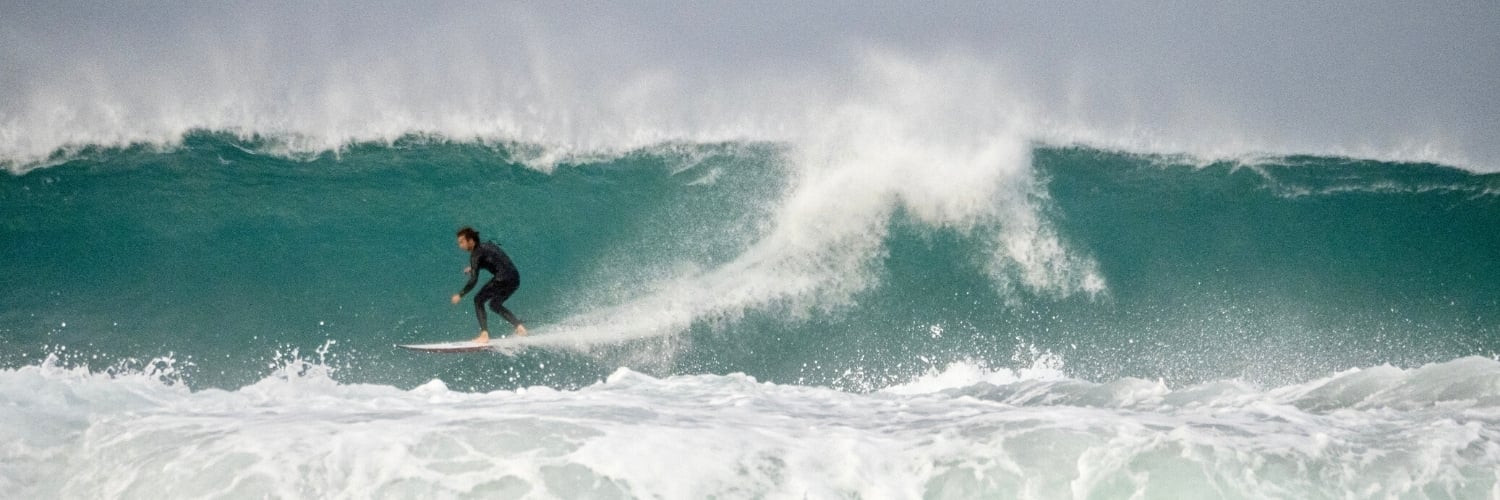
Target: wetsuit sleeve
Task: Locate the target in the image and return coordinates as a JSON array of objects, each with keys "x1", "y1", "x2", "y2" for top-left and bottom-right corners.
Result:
[{"x1": 459, "y1": 252, "x2": 480, "y2": 296}]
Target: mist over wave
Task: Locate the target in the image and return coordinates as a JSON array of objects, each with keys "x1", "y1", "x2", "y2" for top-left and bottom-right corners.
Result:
[{"x1": 3, "y1": 2, "x2": 1498, "y2": 172}]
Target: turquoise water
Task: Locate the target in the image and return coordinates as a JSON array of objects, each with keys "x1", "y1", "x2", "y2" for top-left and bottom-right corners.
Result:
[
  {"x1": 4, "y1": 134, "x2": 1496, "y2": 390},
  {"x1": 3, "y1": 134, "x2": 1500, "y2": 498}
]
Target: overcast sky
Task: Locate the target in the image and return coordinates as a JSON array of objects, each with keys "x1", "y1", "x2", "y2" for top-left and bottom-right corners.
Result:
[{"x1": 3, "y1": 1, "x2": 1497, "y2": 170}]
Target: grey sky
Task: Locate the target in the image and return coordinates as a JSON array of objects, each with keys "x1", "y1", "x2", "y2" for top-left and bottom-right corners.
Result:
[{"x1": 2, "y1": 1, "x2": 1497, "y2": 170}]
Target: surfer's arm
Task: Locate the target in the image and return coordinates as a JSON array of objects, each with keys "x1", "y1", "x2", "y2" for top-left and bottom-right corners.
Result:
[
  {"x1": 458, "y1": 253, "x2": 480, "y2": 296},
  {"x1": 452, "y1": 272, "x2": 477, "y2": 305},
  {"x1": 459, "y1": 271, "x2": 478, "y2": 296}
]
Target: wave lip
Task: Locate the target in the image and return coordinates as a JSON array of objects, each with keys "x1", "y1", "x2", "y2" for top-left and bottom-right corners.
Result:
[{"x1": 6, "y1": 2, "x2": 1499, "y2": 173}]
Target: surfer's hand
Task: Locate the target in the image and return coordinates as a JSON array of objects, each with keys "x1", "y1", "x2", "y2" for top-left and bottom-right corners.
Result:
[
  {"x1": 450, "y1": 294, "x2": 462, "y2": 305},
  {"x1": 463, "y1": 266, "x2": 472, "y2": 275}
]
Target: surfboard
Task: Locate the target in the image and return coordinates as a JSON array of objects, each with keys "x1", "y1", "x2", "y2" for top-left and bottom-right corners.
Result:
[
  {"x1": 399, "y1": 328, "x2": 607, "y2": 354},
  {"x1": 396, "y1": 340, "x2": 497, "y2": 353},
  {"x1": 397, "y1": 335, "x2": 538, "y2": 354}
]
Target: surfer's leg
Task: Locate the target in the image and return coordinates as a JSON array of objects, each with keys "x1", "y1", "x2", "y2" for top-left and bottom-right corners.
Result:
[
  {"x1": 490, "y1": 302, "x2": 520, "y2": 326},
  {"x1": 472, "y1": 297, "x2": 489, "y2": 332},
  {"x1": 487, "y1": 279, "x2": 525, "y2": 334},
  {"x1": 473, "y1": 281, "x2": 500, "y2": 333}
]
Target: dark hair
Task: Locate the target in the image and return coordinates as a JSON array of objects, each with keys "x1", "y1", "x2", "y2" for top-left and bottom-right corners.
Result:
[{"x1": 456, "y1": 226, "x2": 479, "y2": 242}]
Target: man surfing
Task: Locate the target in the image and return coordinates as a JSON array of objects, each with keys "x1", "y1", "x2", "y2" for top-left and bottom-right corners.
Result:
[{"x1": 451, "y1": 226, "x2": 527, "y2": 343}]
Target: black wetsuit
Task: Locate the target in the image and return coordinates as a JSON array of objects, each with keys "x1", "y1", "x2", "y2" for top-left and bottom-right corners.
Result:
[{"x1": 459, "y1": 241, "x2": 522, "y2": 331}]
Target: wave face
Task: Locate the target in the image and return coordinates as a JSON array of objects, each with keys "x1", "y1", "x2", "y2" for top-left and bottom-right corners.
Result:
[
  {"x1": 4, "y1": 136, "x2": 1497, "y2": 390},
  {"x1": 3, "y1": 135, "x2": 1500, "y2": 497}
]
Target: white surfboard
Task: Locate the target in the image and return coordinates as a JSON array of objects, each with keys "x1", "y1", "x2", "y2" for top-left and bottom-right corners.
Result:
[
  {"x1": 399, "y1": 327, "x2": 618, "y2": 354},
  {"x1": 397, "y1": 335, "x2": 540, "y2": 354},
  {"x1": 396, "y1": 340, "x2": 495, "y2": 353}
]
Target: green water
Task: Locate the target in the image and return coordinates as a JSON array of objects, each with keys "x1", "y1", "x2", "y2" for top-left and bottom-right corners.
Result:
[{"x1": 3, "y1": 135, "x2": 1498, "y2": 391}]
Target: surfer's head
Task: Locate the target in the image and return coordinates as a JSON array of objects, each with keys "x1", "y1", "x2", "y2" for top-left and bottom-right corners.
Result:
[{"x1": 456, "y1": 227, "x2": 479, "y2": 251}]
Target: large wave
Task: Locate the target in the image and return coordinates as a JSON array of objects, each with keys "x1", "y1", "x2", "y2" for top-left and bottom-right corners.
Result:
[{"x1": 2, "y1": 136, "x2": 1496, "y2": 393}]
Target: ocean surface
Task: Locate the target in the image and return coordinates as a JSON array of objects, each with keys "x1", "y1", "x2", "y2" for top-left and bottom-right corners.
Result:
[{"x1": 2, "y1": 133, "x2": 1498, "y2": 498}]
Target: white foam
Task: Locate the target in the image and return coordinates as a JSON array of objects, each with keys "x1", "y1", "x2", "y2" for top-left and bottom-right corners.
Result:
[
  {"x1": 5, "y1": 355, "x2": 1499, "y2": 498},
  {"x1": 884, "y1": 342, "x2": 1072, "y2": 396}
]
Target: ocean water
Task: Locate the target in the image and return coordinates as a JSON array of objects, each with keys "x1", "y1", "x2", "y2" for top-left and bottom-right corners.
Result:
[{"x1": 2, "y1": 134, "x2": 1499, "y2": 498}]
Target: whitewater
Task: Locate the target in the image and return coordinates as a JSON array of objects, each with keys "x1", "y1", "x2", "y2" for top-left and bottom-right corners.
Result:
[
  {"x1": 5, "y1": 350, "x2": 1498, "y2": 499},
  {"x1": 4, "y1": 2, "x2": 1500, "y2": 499}
]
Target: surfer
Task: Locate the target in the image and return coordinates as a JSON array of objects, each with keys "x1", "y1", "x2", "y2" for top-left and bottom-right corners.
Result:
[{"x1": 451, "y1": 226, "x2": 527, "y2": 343}]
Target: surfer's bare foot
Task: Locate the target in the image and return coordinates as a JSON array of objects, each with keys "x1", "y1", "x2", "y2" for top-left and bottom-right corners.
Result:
[
  {"x1": 472, "y1": 330, "x2": 490, "y2": 344},
  {"x1": 514, "y1": 324, "x2": 528, "y2": 337}
]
